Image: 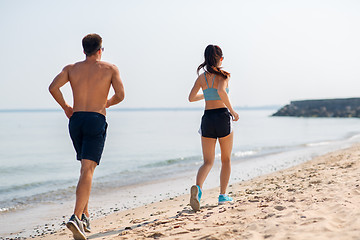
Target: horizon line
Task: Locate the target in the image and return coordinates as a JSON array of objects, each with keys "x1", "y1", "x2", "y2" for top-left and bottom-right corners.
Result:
[{"x1": 0, "y1": 105, "x2": 281, "y2": 113}]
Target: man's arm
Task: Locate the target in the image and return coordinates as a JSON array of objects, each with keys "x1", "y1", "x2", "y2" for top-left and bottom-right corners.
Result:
[
  {"x1": 106, "y1": 65, "x2": 125, "y2": 108},
  {"x1": 49, "y1": 65, "x2": 73, "y2": 118}
]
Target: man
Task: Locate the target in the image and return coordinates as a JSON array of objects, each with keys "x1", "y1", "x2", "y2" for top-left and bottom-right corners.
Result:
[{"x1": 49, "y1": 33, "x2": 124, "y2": 240}]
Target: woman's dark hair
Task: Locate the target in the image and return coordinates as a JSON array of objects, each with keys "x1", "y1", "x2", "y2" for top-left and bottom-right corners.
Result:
[
  {"x1": 82, "y1": 33, "x2": 102, "y2": 56},
  {"x1": 197, "y1": 45, "x2": 230, "y2": 79}
]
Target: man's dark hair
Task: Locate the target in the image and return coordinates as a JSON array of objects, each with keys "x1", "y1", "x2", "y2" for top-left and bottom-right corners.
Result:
[{"x1": 82, "y1": 34, "x2": 102, "y2": 56}]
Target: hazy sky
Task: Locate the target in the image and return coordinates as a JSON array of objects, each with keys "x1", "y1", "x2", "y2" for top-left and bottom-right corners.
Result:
[{"x1": 0, "y1": 0, "x2": 359, "y2": 109}]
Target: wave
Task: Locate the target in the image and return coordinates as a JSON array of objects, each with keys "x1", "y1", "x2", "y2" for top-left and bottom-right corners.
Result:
[
  {"x1": 0, "y1": 207, "x2": 14, "y2": 213},
  {"x1": 305, "y1": 141, "x2": 331, "y2": 147},
  {"x1": 0, "y1": 185, "x2": 77, "y2": 215},
  {"x1": 140, "y1": 155, "x2": 203, "y2": 168},
  {"x1": 0, "y1": 179, "x2": 77, "y2": 215},
  {"x1": 139, "y1": 149, "x2": 270, "y2": 169},
  {"x1": 233, "y1": 150, "x2": 258, "y2": 158},
  {"x1": 0, "y1": 179, "x2": 74, "y2": 195}
]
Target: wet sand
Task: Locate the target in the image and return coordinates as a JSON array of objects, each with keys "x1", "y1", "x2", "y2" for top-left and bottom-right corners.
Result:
[{"x1": 24, "y1": 143, "x2": 360, "y2": 240}]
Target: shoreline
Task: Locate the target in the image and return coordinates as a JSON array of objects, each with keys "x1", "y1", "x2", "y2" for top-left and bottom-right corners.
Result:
[
  {"x1": 0, "y1": 144, "x2": 360, "y2": 239},
  {"x1": 29, "y1": 143, "x2": 360, "y2": 240}
]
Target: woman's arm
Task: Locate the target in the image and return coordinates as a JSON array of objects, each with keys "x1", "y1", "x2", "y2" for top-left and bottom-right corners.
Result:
[
  {"x1": 188, "y1": 77, "x2": 204, "y2": 102},
  {"x1": 218, "y1": 77, "x2": 239, "y2": 121}
]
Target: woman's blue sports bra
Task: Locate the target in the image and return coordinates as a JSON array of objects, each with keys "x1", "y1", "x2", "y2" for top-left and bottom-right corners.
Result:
[{"x1": 202, "y1": 73, "x2": 229, "y2": 101}]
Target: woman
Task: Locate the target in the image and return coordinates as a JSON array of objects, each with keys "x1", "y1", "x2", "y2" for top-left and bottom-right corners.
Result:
[{"x1": 188, "y1": 45, "x2": 239, "y2": 211}]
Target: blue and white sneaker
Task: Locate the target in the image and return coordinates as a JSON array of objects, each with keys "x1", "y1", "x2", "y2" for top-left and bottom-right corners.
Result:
[
  {"x1": 190, "y1": 185, "x2": 202, "y2": 212},
  {"x1": 218, "y1": 194, "x2": 233, "y2": 204}
]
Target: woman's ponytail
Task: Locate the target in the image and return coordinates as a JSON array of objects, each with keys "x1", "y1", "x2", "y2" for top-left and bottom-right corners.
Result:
[{"x1": 197, "y1": 45, "x2": 230, "y2": 79}]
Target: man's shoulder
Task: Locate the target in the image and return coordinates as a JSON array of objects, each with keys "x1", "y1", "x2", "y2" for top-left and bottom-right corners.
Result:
[
  {"x1": 99, "y1": 61, "x2": 118, "y2": 69},
  {"x1": 62, "y1": 63, "x2": 76, "y2": 71},
  {"x1": 64, "y1": 61, "x2": 85, "y2": 71},
  {"x1": 98, "y1": 61, "x2": 119, "y2": 74}
]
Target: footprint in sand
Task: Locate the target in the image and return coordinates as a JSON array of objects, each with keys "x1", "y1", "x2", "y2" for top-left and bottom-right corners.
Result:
[
  {"x1": 147, "y1": 232, "x2": 164, "y2": 238},
  {"x1": 274, "y1": 206, "x2": 286, "y2": 211},
  {"x1": 300, "y1": 217, "x2": 325, "y2": 225}
]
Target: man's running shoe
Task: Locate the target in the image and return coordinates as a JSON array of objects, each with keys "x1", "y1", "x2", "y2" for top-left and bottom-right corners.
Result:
[
  {"x1": 81, "y1": 213, "x2": 91, "y2": 233},
  {"x1": 66, "y1": 214, "x2": 86, "y2": 240}
]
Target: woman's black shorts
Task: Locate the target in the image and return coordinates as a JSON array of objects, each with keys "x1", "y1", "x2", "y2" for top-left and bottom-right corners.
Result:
[{"x1": 199, "y1": 108, "x2": 232, "y2": 139}]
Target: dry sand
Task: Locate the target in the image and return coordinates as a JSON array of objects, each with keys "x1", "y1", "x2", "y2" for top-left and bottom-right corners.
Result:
[{"x1": 31, "y1": 144, "x2": 360, "y2": 240}]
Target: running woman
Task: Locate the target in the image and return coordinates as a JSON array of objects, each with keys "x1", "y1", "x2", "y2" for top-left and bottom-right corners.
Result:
[{"x1": 188, "y1": 45, "x2": 239, "y2": 211}]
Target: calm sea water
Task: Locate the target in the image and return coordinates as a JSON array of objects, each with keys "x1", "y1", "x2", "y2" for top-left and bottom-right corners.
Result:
[{"x1": 1, "y1": 108, "x2": 360, "y2": 214}]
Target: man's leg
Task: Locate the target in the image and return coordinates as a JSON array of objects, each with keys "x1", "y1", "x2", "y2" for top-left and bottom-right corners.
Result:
[
  {"x1": 81, "y1": 200, "x2": 91, "y2": 233},
  {"x1": 74, "y1": 159, "x2": 97, "y2": 219},
  {"x1": 83, "y1": 201, "x2": 89, "y2": 218}
]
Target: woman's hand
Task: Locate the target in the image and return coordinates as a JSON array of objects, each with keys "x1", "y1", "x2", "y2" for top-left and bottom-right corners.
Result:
[{"x1": 230, "y1": 110, "x2": 239, "y2": 121}]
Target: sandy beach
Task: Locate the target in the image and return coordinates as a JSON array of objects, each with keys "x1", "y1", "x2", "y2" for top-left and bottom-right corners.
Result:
[{"x1": 24, "y1": 144, "x2": 360, "y2": 240}]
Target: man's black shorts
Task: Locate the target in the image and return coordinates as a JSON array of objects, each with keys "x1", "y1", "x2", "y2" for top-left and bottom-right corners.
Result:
[{"x1": 69, "y1": 112, "x2": 108, "y2": 165}]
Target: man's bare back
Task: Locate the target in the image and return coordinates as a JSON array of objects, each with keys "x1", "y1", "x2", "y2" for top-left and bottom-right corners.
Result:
[
  {"x1": 49, "y1": 50, "x2": 124, "y2": 118},
  {"x1": 68, "y1": 60, "x2": 121, "y2": 116}
]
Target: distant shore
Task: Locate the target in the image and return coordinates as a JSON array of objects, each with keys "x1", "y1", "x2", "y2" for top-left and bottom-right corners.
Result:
[
  {"x1": 21, "y1": 143, "x2": 360, "y2": 240},
  {"x1": 273, "y1": 98, "x2": 360, "y2": 118}
]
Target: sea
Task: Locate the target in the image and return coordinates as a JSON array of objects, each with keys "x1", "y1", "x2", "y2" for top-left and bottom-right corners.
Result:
[{"x1": 1, "y1": 108, "x2": 360, "y2": 238}]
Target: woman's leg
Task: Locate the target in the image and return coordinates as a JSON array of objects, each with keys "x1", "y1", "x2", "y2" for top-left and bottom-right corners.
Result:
[
  {"x1": 218, "y1": 132, "x2": 233, "y2": 194},
  {"x1": 196, "y1": 136, "x2": 217, "y2": 188}
]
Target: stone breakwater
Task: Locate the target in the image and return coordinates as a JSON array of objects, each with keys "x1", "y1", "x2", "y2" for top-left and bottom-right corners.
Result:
[{"x1": 272, "y1": 98, "x2": 360, "y2": 117}]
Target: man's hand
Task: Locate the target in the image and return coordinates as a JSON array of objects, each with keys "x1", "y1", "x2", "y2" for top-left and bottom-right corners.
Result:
[{"x1": 64, "y1": 105, "x2": 74, "y2": 119}]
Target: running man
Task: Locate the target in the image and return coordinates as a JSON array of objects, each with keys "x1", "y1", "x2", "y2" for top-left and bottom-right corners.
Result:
[{"x1": 49, "y1": 33, "x2": 125, "y2": 240}]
